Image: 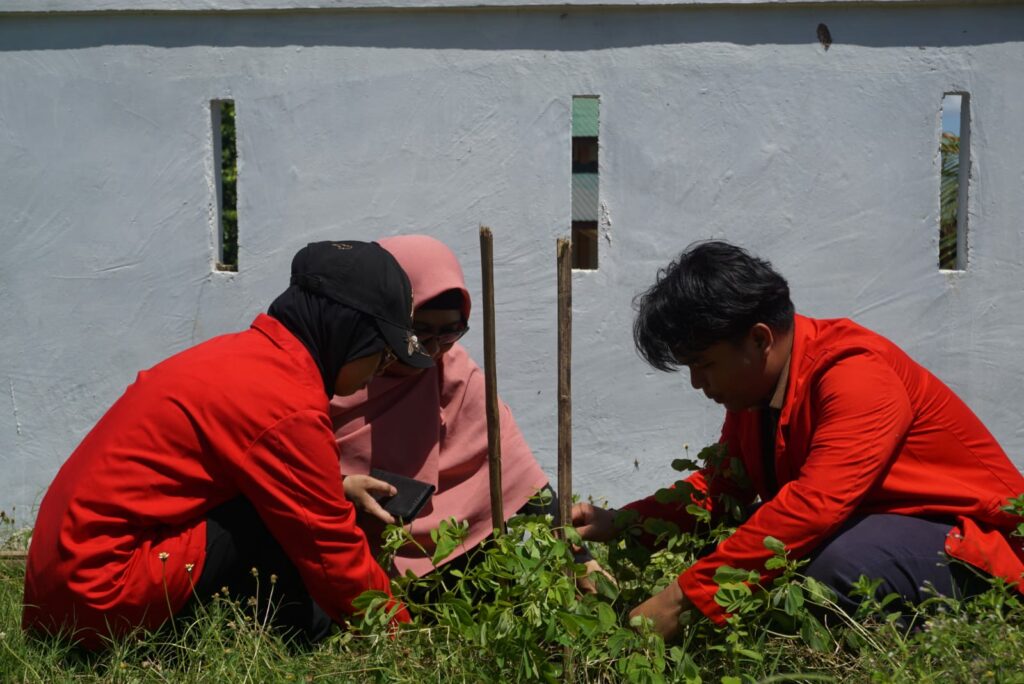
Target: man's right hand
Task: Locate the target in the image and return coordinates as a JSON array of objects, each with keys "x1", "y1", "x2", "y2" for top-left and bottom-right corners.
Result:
[{"x1": 571, "y1": 502, "x2": 619, "y2": 542}]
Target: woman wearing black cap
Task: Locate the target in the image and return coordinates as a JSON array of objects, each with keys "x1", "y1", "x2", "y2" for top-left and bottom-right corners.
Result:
[{"x1": 23, "y1": 241, "x2": 433, "y2": 649}]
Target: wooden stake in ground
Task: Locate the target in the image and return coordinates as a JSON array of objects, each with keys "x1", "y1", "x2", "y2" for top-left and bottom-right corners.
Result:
[
  {"x1": 556, "y1": 238, "x2": 573, "y2": 539},
  {"x1": 479, "y1": 226, "x2": 505, "y2": 535},
  {"x1": 557, "y1": 238, "x2": 576, "y2": 680}
]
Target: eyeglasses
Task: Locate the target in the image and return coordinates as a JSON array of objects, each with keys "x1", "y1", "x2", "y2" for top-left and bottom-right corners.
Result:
[
  {"x1": 413, "y1": 324, "x2": 469, "y2": 347},
  {"x1": 375, "y1": 347, "x2": 397, "y2": 375}
]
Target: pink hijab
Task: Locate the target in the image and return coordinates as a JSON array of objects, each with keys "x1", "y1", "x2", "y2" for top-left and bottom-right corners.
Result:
[{"x1": 331, "y1": 235, "x2": 549, "y2": 577}]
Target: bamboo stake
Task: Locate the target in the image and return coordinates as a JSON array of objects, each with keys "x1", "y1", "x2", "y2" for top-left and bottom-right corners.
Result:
[
  {"x1": 557, "y1": 238, "x2": 575, "y2": 681},
  {"x1": 480, "y1": 226, "x2": 505, "y2": 535},
  {"x1": 556, "y1": 239, "x2": 573, "y2": 539}
]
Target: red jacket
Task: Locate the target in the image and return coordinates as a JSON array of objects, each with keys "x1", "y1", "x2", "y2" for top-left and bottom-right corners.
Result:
[
  {"x1": 23, "y1": 314, "x2": 404, "y2": 647},
  {"x1": 626, "y1": 315, "x2": 1024, "y2": 625}
]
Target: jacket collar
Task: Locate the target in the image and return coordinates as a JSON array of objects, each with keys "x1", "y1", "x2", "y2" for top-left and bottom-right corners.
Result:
[
  {"x1": 774, "y1": 314, "x2": 813, "y2": 421},
  {"x1": 250, "y1": 313, "x2": 323, "y2": 384},
  {"x1": 768, "y1": 357, "x2": 790, "y2": 410}
]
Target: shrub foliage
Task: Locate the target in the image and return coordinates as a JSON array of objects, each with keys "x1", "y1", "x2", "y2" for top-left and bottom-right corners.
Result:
[{"x1": 2, "y1": 453, "x2": 1024, "y2": 682}]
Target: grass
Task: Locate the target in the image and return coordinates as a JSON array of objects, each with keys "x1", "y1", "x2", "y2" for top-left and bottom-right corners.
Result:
[{"x1": 2, "y1": 504, "x2": 1024, "y2": 683}]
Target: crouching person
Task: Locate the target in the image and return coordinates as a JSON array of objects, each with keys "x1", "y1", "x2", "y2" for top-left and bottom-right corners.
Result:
[
  {"x1": 332, "y1": 235, "x2": 596, "y2": 588},
  {"x1": 22, "y1": 241, "x2": 433, "y2": 649},
  {"x1": 573, "y1": 240, "x2": 1024, "y2": 638}
]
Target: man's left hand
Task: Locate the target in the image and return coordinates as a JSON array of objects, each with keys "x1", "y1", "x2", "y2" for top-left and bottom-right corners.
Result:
[{"x1": 628, "y1": 580, "x2": 691, "y2": 640}]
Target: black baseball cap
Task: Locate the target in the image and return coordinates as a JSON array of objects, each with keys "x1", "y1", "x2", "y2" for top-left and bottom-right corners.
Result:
[{"x1": 289, "y1": 240, "x2": 434, "y2": 369}]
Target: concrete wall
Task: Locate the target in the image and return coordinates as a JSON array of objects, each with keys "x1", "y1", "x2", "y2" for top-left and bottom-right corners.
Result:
[{"x1": 2, "y1": 2, "x2": 1024, "y2": 517}]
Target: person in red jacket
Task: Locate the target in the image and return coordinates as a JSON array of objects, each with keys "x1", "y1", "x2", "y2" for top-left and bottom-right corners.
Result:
[
  {"x1": 23, "y1": 240, "x2": 433, "y2": 649},
  {"x1": 573, "y1": 240, "x2": 1024, "y2": 638}
]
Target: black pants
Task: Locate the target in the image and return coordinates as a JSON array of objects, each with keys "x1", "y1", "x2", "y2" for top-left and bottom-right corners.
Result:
[
  {"x1": 185, "y1": 497, "x2": 333, "y2": 644},
  {"x1": 803, "y1": 513, "x2": 991, "y2": 624}
]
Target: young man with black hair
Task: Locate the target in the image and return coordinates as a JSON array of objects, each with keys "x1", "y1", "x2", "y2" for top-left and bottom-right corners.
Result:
[{"x1": 573, "y1": 240, "x2": 1024, "y2": 639}]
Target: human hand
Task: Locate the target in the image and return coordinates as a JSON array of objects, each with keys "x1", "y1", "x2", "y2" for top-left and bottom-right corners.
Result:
[
  {"x1": 571, "y1": 502, "x2": 619, "y2": 542},
  {"x1": 628, "y1": 580, "x2": 691, "y2": 641},
  {"x1": 343, "y1": 474, "x2": 398, "y2": 524},
  {"x1": 576, "y1": 558, "x2": 618, "y2": 595}
]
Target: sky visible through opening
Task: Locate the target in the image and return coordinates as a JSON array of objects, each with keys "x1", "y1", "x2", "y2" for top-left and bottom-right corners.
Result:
[{"x1": 942, "y1": 94, "x2": 961, "y2": 136}]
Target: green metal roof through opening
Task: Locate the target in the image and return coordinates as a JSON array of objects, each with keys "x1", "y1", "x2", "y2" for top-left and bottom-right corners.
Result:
[{"x1": 572, "y1": 97, "x2": 599, "y2": 138}]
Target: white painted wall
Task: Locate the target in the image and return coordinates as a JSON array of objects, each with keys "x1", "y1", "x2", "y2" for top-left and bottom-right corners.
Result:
[
  {"x1": 2, "y1": 2, "x2": 1024, "y2": 519},
  {"x1": 0, "y1": 0, "x2": 977, "y2": 11}
]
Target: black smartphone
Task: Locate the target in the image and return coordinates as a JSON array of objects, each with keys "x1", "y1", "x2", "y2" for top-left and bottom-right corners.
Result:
[{"x1": 369, "y1": 468, "x2": 436, "y2": 522}]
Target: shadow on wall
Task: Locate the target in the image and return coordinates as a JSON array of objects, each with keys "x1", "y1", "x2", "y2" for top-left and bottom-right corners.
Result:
[{"x1": 0, "y1": 5, "x2": 1021, "y2": 52}]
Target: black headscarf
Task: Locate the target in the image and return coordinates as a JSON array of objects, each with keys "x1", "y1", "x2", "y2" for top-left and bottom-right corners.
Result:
[{"x1": 268, "y1": 285, "x2": 385, "y2": 397}]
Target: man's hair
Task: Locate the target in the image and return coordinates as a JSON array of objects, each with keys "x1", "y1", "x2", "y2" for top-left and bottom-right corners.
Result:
[{"x1": 633, "y1": 241, "x2": 795, "y2": 371}]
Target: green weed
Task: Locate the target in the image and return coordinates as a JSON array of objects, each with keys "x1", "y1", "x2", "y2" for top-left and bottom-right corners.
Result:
[{"x1": 1, "y1": 452, "x2": 1023, "y2": 683}]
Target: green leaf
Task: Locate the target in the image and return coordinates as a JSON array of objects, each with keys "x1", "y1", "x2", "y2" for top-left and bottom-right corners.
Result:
[
  {"x1": 613, "y1": 508, "x2": 640, "y2": 528},
  {"x1": 735, "y1": 647, "x2": 764, "y2": 662},
  {"x1": 628, "y1": 613, "x2": 653, "y2": 630},
  {"x1": 679, "y1": 652, "x2": 702, "y2": 684},
  {"x1": 763, "y1": 536, "x2": 786, "y2": 554},
  {"x1": 350, "y1": 589, "x2": 388, "y2": 611},
  {"x1": 697, "y1": 443, "x2": 728, "y2": 465},
  {"x1": 594, "y1": 571, "x2": 620, "y2": 600},
  {"x1": 803, "y1": 576, "x2": 837, "y2": 605},
  {"x1": 655, "y1": 487, "x2": 684, "y2": 504},
  {"x1": 607, "y1": 627, "x2": 633, "y2": 657},
  {"x1": 432, "y1": 533, "x2": 459, "y2": 565},
  {"x1": 714, "y1": 583, "x2": 754, "y2": 612},
  {"x1": 644, "y1": 517, "x2": 681, "y2": 540},
  {"x1": 672, "y1": 458, "x2": 700, "y2": 472},
  {"x1": 556, "y1": 611, "x2": 582, "y2": 636},
  {"x1": 799, "y1": 613, "x2": 832, "y2": 652},
  {"x1": 713, "y1": 565, "x2": 758, "y2": 585},
  {"x1": 595, "y1": 602, "x2": 617, "y2": 631},
  {"x1": 878, "y1": 592, "x2": 902, "y2": 610},
  {"x1": 1004, "y1": 493, "x2": 1024, "y2": 537},
  {"x1": 784, "y1": 583, "x2": 805, "y2": 616},
  {"x1": 685, "y1": 504, "x2": 712, "y2": 524}
]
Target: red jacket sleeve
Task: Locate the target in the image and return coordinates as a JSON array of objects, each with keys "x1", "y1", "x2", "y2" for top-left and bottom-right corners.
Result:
[
  {"x1": 227, "y1": 410, "x2": 409, "y2": 625},
  {"x1": 678, "y1": 354, "x2": 914, "y2": 624}
]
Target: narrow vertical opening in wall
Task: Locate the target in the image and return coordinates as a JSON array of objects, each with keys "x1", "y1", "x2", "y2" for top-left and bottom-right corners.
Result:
[
  {"x1": 571, "y1": 96, "x2": 599, "y2": 270},
  {"x1": 939, "y1": 93, "x2": 968, "y2": 271},
  {"x1": 213, "y1": 100, "x2": 238, "y2": 272}
]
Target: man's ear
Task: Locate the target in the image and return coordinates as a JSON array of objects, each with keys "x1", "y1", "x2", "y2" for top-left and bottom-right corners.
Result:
[{"x1": 749, "y1": 323, "x2": 774, "y2": 355}]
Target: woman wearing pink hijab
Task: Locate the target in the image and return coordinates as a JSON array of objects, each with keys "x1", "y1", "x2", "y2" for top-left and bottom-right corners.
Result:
[{"x1": 331, "y1": 234, "x2": 567, "y2": 579}]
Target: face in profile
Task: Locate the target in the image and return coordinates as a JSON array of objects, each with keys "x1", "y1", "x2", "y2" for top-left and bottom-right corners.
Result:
[
  {"x1": 334, "y1": 351, "x2": 386, "y2": 395},
  {"x1": 676, "y1": 326, "x2": 776, "y2": 411}
]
